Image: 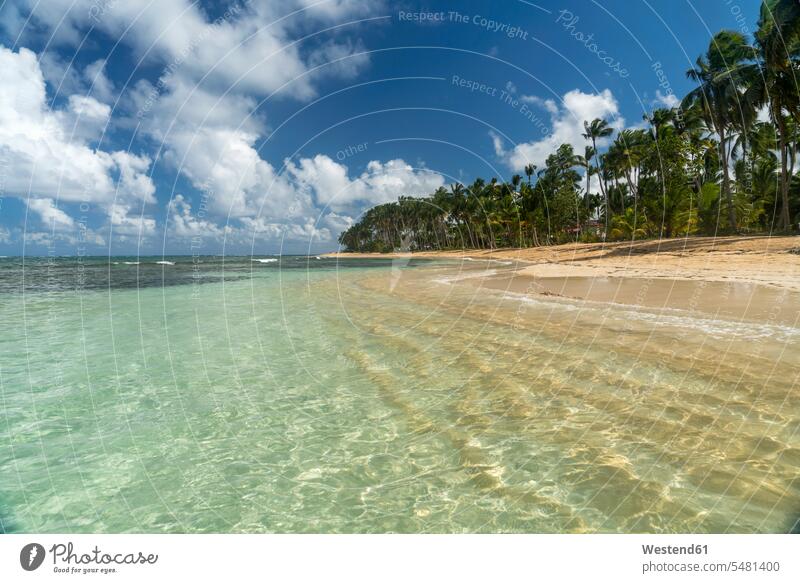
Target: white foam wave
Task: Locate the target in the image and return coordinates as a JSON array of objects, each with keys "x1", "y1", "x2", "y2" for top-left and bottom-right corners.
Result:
[
  {"x1": 496, "y1": 289, "x2": 800, "y2": 341},
  {"x1": 461, "y1": 257, "x2": 513, "y2": 265},
  {"x1": 252, "y1": 258, "x2": 278, "y2": 264},
  {"x1": 433, "y1": 269, "x2": 499, "y2": 285},
  {"x1": 156, "y1": 261, "x2": 175, "y2": 265}
]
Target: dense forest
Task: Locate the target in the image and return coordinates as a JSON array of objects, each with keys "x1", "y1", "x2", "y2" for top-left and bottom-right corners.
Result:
[{"x1": 339, "y1": 1, "x2": 800, "y2": 252}]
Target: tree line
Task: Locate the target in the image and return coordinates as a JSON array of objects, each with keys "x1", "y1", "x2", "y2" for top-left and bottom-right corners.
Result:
[{"x1": 339, "y1": 1, "x2": 800, "y2": 252}]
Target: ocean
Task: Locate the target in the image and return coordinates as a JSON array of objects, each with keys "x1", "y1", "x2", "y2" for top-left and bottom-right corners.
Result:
[{"x1": 1, "y1": 255, "x2": 798, "y2": 533}]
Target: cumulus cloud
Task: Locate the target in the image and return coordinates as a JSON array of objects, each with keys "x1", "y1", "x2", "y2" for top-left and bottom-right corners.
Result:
[
  {"x1": 490, "y1": 131, "x2": 506, "y2": 158},
  {"x1": 117, "y1": 3, "x2": 436, "y2": 229},
  {"x1": 83, "y1": 59, "x2": 115, "y2": 103},
  {"x1": 26, "y1": 198, "x2": 75, "y2": 230},
  {"x1": 287, "y1": 156, "x2": 446, "y2": 210},
  {"x1": 109, "y1": 204, "x2": 156, "y2": 238},
  {"x1": 237, "y1": 215, "x2": 334, "y2": 245},
  {"x1": 60, "y1": 94, "x2": 111, "y2": 142},
  {"x1": 24, "y1": 229, "x2": 105, "y2": 247},
  {"x1": 520, "y1": 94, "x2": 558, "y2": 115},
  {"x1": 168, "y1": 195, "x2": 224, "y2": 240},
  {"x1": 307, "y1": 39, "x2": 370, "y2": 80},
  {"x1": 93, "y1": 0, "x2": 380, "y2": 235},
  {"x1": 36, "y1": 52, "x2": 115, "y2": 104},
  {"x1": 321, "y1": 212, "x2": 354, "y2": 233},
  {"x1": 296, "y1": 0, "x2": 381, "y2": 19},
  {"x1": 653, "y1": 90, "x2": 680, "y2": 109},
  {"x1": 2, "y1": 1, "x2": 439, "y2": 248},
  {"x1": 501, "y1": 89, "x2": 624, "y2": 170},
  {"x1": 9, "y1": 0, "x2": 372, "y2": 99},
  {"x1": 0, "y1": 46, "x2": 155, "y2": 227},
  {"x1": 161, "y1": 153, "x2": 440, "y2": 245}
]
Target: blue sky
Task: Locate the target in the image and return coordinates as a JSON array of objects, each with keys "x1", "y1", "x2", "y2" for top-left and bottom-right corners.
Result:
[{"x1": 0, "y1": 0, "x2": 761, "y2": 255}]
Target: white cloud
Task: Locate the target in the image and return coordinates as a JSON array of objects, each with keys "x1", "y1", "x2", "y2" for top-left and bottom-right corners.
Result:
[
  {"x1": 307, "y1": 39, "x2": 370, "y2": 80},
  {"x1": 67, "y1": 94, "x2": 110, "y2": 121},
  {"x1": 0, "y1": 45, "x2": 155, "y2": 210},
  {"x1": 95, "y1": 0, "x2": 380, "y2": 235},
  {"x1": 502, "y1": 89, "x2": 623, "y2": 170},
  {"x1": 26, "y1": 198, "x2": 75, "y2": 230},
  {"x1": 109, "y1": 204, "x2": 156, "y2": 238},
  {"x1": 140, "y1": 75, "x2": 443, "y2": 223},
  {"x1": 168, "y1": 195, "x2": 223, "y2": 239},
  {"x1": 59, "y1": 94, "x2": 111, "y2": 142},
  {"x1": 112, "y1": 151, "x2": 156, "y2": 204},
  {"x1": 287, "y1": 156, "x2": 446, "y2": 210},
  {"x1": 321, "y1": 212, "x2": 354, "y2": 233},
  {"x1": 489, "y1": 131, "x2": 506, "y2": 157},
  {"x1": 23, "y1": 229, "x2": 105, "y2": 247},
  {"x1": 37, "y1": 51, "x2": 84, "y2": 96},
  {"x1": 11, "y1": 0, "x2": 373, "y2": 99},
  {"x1": 296, "y1": 0, "x2": 380, "y2": 19},
  {"x1": 162, "y1": 124, "x2": 297, "y2": 219},
  {"x1": 83, "y1": 59, "x2": 115, "y2": 103},
  {"x1": 37, "y1": 53, "x2": 115, "y2": 105},
  {"x1": 654, "y1": 90, "x2": 680, "y2": 109},
  {"x1": 520, "y1": 94, "x2": 559, "y2": 115},
  {"x1": 1, "y1": 1, "x2": 435, "y2": 248},
  {"x1": 238, "y1": 215, "x2": 332, "y2": 243}
]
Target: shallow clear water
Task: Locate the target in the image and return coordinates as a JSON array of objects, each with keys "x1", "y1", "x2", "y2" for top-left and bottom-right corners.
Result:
[{"x1": 1, "y1": 256, "x2": 799, "y2": 533}]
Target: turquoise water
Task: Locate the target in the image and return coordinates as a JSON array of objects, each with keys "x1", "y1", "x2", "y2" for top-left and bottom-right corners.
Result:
[{"x1": 1, "y1": 256, "x2": 799, "y2": 533}]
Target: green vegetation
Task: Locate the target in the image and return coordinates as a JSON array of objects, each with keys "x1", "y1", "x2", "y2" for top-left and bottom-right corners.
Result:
[{"x1": 339, "y1": 1, "x2": 800, "y2": 252}]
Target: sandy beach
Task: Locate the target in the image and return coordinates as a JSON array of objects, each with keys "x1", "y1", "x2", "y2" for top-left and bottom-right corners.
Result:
[
  {"x1": 326, "y1": 236, "x2": 800, "y2": 328},
  {"x1": 325, "y1": 235, "x2": 800, "y2": 292},
  {"x1": 328, "y1": 236, "x2": 800, "y2": 291}
]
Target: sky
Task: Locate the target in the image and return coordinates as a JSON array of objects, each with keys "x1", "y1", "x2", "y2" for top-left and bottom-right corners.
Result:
[{"x1": 0, "y1": 0, "x2": 762, "y2": 256}]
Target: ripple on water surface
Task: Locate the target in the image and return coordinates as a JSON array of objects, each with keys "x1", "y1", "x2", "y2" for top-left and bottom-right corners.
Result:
[{"x1": 0, "y1": 258, "x2": 798, "y2": 532}]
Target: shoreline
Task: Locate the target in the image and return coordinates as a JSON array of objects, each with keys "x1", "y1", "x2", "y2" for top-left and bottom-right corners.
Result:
[{"x1": 324, "y1": 235, "x2": 800, "y2": 293}]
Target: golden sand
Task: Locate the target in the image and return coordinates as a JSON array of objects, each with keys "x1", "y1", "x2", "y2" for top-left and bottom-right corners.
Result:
[{"x1": 326, "y1": 236, "x2": 800, "y2": 293}]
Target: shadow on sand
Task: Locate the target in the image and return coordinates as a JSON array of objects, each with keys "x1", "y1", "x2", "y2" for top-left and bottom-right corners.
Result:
[{"x1": 603, "y1": 235, "x2": 780, "y2": 258}]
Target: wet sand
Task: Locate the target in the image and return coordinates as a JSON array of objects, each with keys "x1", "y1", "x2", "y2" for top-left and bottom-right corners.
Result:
[
  {"x1": 326, "y1": 235, "x2": 800, "y2": 328},
  {"x1": 473, "y1": 272, "x2": 800, "y2": 329},
  {"x1": 326, "y1": 235, "x2": 800, "y2": 294}
]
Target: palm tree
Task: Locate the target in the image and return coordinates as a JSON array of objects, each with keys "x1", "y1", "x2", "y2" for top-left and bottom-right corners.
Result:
[
  {"x1": 583, "y1": 118, "x2": 614, "y2": 236},
  {"x1": 683, "y1": 30, "x2": 755, "y2": 232},
  {"x1": 337, "y1": 15, "x2": 800, "y2": 252},
  {"x1": 607, "y1": 129, "x2": 648, "y2": 204},
  {"x1": 524, "y1": 163, "x2": 536, "y2": 186},
  {"x1": 675, "y1": 104, "x2": 717, "y2": 193},
  {"x1": 644, "y1": 108, "x2": 675, "y2": 142},
  {"x1": 578, "y1": 146, "x2": 597, "y2": 219},
  {"x1": 610, "y1": 207, "x2": 649, "y2": 241},
  {"x1": 744, "y1": 0, "x2": 800, "y2": 230},
  {"x1": 643, "y1": 107, "x2": 681, "y2": 207},
  {"x1": 511, "y1": 174, "x2": 522, "y2": 193}
]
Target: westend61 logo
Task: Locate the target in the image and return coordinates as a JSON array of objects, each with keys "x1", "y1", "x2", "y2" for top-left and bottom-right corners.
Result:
[{"x1": 19, "y1": 542, "x2": 158, "y2": 574}]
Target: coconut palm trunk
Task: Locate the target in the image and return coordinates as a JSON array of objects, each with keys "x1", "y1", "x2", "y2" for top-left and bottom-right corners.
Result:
[
  {"x1": 777, "y1": 115, "x2": 792, "y2": 230},
  {"x1": 719, "y1": 127, "x2": 737, "y2": 232}
]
